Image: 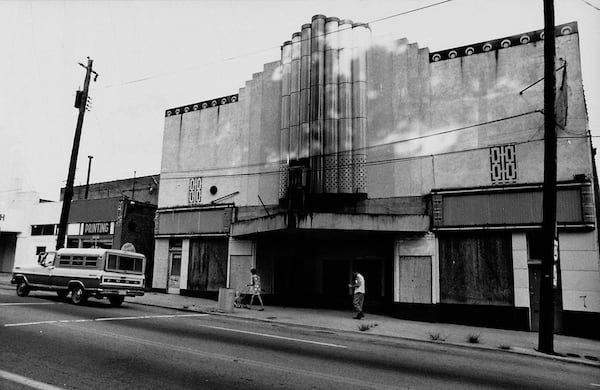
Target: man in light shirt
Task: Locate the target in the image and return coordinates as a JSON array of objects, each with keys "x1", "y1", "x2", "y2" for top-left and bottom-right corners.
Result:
[{"x1": 348, "y1": 271, "x2": 365, "y2": 319}]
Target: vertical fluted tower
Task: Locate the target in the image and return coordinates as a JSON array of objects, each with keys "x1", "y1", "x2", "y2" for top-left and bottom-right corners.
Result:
[
  {"x1": 279, "y1": 40, "x2": 292, "y2": 200},
  {"x1": 309, "y1": 15, "x2": 326, "y2": 194},
  {"x1": 337, "y1": 19, "x2": 354, "y2": 194},
  {"x1": 289, "y1": 32, "x2": 301, "y2": 163},
  {"x1": 279, "y1": 15, "x2": 370, "y2": 202},
  {"x1": 299, "y1": 23, "x2": 312, "y2": 162},
  {"x1": 324, "y1": 17, "x2": 340, "y2": 193},
  {"x1": 351, "y1": 23, "x2": 369, "y2": 194}
]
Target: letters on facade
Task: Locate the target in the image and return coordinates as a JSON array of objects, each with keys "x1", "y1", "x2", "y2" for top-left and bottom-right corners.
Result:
[{"x1": 83, "y1": 222, "x2": 111, "y2": 235}]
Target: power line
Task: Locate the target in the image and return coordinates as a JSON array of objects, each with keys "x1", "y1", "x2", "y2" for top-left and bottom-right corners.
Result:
[
  {"x1": 159, "y1": 109, "x2": 544, "y2": 176},
  {"x1": 580, "y1": 0, "x2": 600, "y2": 11},
  {"x1": 103, "y1": 1, "x2": 454, "y2": 88},
  {"x1": 160, "y1": 129, "x2": 591, "y2": 180}
]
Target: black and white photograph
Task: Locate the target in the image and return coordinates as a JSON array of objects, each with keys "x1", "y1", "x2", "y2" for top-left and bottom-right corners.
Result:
[{"x1": 1, "y1": 0, "x2": 600, "y2": 388}]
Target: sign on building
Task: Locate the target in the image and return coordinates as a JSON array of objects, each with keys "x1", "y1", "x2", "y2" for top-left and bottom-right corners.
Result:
[{"x1": 82, "y1": 222, "x2": 111, "y2": 235}]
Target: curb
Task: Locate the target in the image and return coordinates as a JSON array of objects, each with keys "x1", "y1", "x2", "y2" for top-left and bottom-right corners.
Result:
[{"x1": 128, "y1": 300, "x2": 600, "y2": 368}]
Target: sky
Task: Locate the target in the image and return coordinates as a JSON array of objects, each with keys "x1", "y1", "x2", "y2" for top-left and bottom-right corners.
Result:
[{"x1": 1, "y1": 0, "x2": 599, "y2": 201}]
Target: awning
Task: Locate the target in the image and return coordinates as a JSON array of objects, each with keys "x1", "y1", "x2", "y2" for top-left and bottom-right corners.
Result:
[{"x1": 231, "y1": 212, "x2": 430, "y2": 237}]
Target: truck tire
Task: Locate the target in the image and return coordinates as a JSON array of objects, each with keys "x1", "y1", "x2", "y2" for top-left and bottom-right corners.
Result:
[
  {"x1": 108, "y1": 296, "x2": 125, "y2": 307},
  {"x1": 16, "y1": 281, "x2": 30, "y2": 297},
  {"x1": 70, "y1": 286, "x2": 88, "y2": 305}
]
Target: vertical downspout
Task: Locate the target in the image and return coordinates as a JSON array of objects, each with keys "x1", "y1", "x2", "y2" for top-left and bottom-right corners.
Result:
[
  {"x1": 337, "y1": 19, "x2": 354, "y2": 194},
  {"x1": 324, "y1": 17, "x2": 340, "y2": 194},
  {"x1": 352, "y1": 23, "x2": 369, "y2": 194},
  {"x1": 310, "y1": 14, "x2": 326, "y2": 194},
  {"x1": 279, "y1": 41, "x2": 292, "y2": 201}
]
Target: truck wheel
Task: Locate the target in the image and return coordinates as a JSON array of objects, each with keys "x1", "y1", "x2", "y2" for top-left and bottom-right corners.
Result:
[
  {"x1": 108, "y1": 296, "x2": 125, "y2": 307},
  {"x1": 70, "y1": 286, "x2": 88, "y2": 305},
  {"x1": 57, "y1": 290, "x2": 69, "y2": 299},
  {"x1": 16, "y1": 281, "x2": 30, "y2": 297}
]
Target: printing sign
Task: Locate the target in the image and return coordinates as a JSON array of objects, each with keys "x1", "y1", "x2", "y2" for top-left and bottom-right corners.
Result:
[
  {"x1": 83, "y1": 222, "x2": 111, "y2": 235},
  {"x1": 189, "y1": 177, "x2": 202, "y2": 205}
]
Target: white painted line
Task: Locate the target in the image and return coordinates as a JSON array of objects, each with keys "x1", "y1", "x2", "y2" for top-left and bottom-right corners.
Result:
[
  {"x1": 5, "y1": 320, "x2": 60, "y2": 327},
  {"x1": 0, "y1": 369, "x2": 64, "y2": 390},
  {"x1": 0, "y1": 302, "x2": 56, "y2": 306},
  {"x1": 590, "y1": 383, "x2": 600, "y2": 387},
  {"x1": 4, "y1": 313, "x2": 209, "y2": 327},
  {"x1": 198, "y1": 324, "x2": 348, "y2": 349}
]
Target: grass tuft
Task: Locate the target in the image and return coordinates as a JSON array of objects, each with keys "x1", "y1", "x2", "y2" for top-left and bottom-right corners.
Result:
[
  {"x1": 467, "y1": 333, "x2": 481, "y2": 344},
  {"x1": 428, "y1": 332, "x2": 448, "y2": 341}
]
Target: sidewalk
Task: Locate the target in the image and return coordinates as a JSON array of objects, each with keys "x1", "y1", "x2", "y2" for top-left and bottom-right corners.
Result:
[{"x1": 1, "y1": 273, "x2": 599, "y2": 367}]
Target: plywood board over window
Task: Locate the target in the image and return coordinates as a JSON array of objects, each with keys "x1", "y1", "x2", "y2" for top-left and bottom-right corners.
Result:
[
  {"x1": 399, "y1": 256, "x2": 432, "y2": 304},
  {"x1": 439, "y1": 232, "x2": 514, "y2": 306},
  {"x1": 187, "y1": 238, "x2": 228, "y2": 292}
]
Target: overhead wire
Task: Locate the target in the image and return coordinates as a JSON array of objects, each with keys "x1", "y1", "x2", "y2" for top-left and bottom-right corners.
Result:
[{"x1": 102, "y1": 0, "x2": 455, "y2": 88}]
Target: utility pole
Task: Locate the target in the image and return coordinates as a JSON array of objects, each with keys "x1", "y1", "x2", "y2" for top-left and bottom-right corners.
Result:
[
  {"x1": 56, "y1": 58, "x2": 98, "y2": 250},
  {"x1": 84, "y1": 155, "x2": 93, "y2": 199},
  {"x1": 539, "y1": 0, "x2": 557, "y2": 354}
]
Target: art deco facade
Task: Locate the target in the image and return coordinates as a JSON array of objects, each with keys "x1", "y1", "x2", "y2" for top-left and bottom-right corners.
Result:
[{"x1": 154, "y1": 17, "x2": 599, "y2": 338}]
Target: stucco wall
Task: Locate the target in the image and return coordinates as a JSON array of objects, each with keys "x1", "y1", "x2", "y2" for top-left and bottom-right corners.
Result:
[
  {"x1": 153, "y1": 238, "x2": 169, "y2": 289},
  {"x1": 512, "y1": 233, "x2": 530, "y2": 309},
  {"x1": 367, "y1": 33, "x2": 590, "y2": 196},
  {"x1": 159, "y1": 62, "x2": 281, "y2": 210}
]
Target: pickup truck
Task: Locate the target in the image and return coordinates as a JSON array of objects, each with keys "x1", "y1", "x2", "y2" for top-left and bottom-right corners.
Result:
[{"x1": 11, "y1": 248, "x2": 146, "y2": 307}]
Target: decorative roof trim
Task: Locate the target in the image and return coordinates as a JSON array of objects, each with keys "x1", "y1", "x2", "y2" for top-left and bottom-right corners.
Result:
[
  {"x1": 429, "y1": 21, "x2": 578, "y2": 63},
  {"x1": 165, "y1": 94, "x2": 239, "y2": 117}
]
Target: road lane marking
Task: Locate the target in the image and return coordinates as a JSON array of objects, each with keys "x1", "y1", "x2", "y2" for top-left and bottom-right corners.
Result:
[
  {"x1": 591, "y1": 384, "x2": 600, "y2": 387},
  {"x1": 55, "y1": 322, "x2": 399, "y2": 390},
  {"x1": 0, "y1": 369, "x2": 64, "y2": 390},
  {"x1": 197, "y1": 324, "x2": 348, "y2": 349},
  {"x1": 4, "y1": 313, "x2": 208, "y2": 327},
  {"x1": 0, "y1": 302, "x2": 56, "y2": 306}
]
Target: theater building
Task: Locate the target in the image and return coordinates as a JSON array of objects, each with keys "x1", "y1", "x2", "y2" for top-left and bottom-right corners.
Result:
[{"x1": 154, "y1": 16, "x2": 599, "y2": 337}]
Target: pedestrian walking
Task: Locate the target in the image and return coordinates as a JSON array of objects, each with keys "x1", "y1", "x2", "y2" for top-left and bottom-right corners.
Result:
[
  {"x1": 348, "y1": 271, "x2": 365, "y2": 319},
  {"x1": 245, "y1": 268, "x2": 264, "y2": 311}
]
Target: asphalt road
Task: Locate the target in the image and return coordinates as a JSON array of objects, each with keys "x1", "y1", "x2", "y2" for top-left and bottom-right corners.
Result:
[{"x1": 1, "y1": 290, "x2": 599, "y2": 390}]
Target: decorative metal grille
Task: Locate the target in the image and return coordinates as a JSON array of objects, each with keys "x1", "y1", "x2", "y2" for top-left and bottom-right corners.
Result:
[
  {"x1": 188, "y1": 177, "x2": 202, "y2": 205},
  {"x1": 490, "y1": 145, "x2": 517, "y2": 185}
]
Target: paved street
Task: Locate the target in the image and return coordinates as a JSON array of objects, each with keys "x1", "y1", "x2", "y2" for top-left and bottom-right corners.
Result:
[{"x1": 1, "y1": 291, "x2": 599, "y2": 390}]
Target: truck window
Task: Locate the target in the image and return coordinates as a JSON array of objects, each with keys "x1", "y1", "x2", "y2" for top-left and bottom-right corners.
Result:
[{"x1": 106, "y1": 254, "x2": 143, "y2": 274}]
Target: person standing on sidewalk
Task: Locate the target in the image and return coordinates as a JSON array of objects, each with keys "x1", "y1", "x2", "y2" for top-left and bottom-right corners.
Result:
[
  {"x1": 245, "y1": 268, "x2": 264, "y2": 311},
  {"x1": 348, "y1": 271, "x2": 365, "y2": 319}
]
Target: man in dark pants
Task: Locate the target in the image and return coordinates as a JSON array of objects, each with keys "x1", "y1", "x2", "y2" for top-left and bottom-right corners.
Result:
[{"x1": 348, "y1": 271, "x2": 365, "y2": 319}]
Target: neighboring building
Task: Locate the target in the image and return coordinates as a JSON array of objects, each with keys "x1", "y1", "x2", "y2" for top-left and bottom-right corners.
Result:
[
  {"x1": 0, "y1": 191, "x2": 60, "y2": 272},
  {"x1": 1, "y1": 176, "x2": 159, "y2": 287},
  {"x1": 154, "y1": 17, "x2": 599, "y2": 338}
]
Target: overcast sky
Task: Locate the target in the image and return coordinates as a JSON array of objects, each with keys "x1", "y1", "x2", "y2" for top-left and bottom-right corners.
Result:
[{"x1": 1, "y1": 0, "x2": 599, "y2": 201}]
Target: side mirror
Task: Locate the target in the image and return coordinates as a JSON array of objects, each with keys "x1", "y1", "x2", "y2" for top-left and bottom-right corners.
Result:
[{"x1": 37, "y1": 253, "x2": 45, "y2": 265}]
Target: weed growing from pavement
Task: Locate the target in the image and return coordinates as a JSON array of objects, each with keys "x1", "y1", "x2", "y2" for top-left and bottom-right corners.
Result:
[
  {"x1": 358, "y1": 323, "x2": 378, "y2": 332},
  {"x1": 428, "y1": 332, "x2": 448, "y2": 341},
  {"x1": 499, "y1": 345, "x2": 511, "y2": 350},
  {"x1": 467, "y1": 333, "x2": 481, "y2": 343}
]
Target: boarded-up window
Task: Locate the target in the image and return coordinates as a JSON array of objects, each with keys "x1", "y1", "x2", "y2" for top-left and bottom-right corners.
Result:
[
  {"x1": 399, "y1": 256, "x2": 431, "y2": 304},
  {"x1": 188, "y1": 238, "x2": 228, "y2": 291},
  {"x1": 439, "y1": 232, "x2": 514, "y2": 306}
]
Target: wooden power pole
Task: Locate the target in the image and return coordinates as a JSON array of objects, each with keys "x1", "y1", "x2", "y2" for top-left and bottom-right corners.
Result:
[
  {"x1": 539, "y1": 0, "x2": 557, "y2": 354},
  {"x1": 56, "y1": 58, "x2": 97, "y2": 250}
]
